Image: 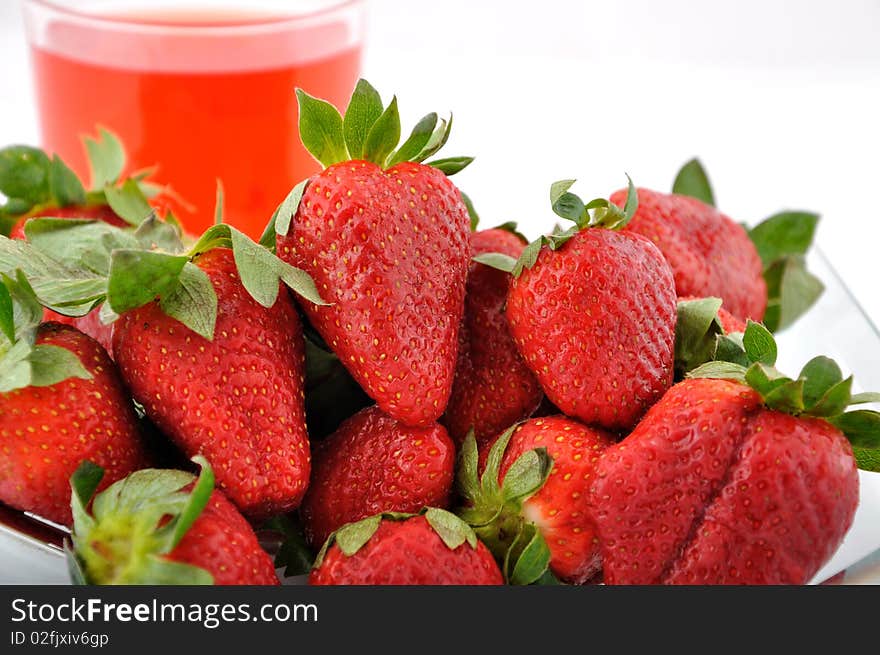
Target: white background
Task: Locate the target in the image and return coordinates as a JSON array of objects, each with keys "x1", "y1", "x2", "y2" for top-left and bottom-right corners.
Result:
[{"x1": 4, "y1": 0, "x2": 879, "y2": 327}]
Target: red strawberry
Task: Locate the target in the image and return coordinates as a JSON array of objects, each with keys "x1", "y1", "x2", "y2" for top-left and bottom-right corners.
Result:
[
  {"x1": 443, "y1": 228, "x2": 543, "y2": 444},
  {"x1": 69, "y1": 458, "x2": 279, "y2": 585},
  {"x1": 589, "y1": 324, "x2": 875, "y2": 584},
  {"x1": 458, "y1": 417, "x2": 614, "y2": 584},
  {"x1": 0, "y1": 322, "x2": 148, "y2": 526},
  {"x1": 275, "y1": 81, "x2": 471, "y2": 427},
  {"x1": 505, "y1": 180, "x2": 676, "y2": 432},
  {"x1": 112, "y1": 247, "x2": 311, "y2": 519},
  {"x1": 612, "y1": 187, "x2": 766, "y2": 322},
  {"x1": 300, "y1": 405, "x2": 455, "y2": 547},
  {"x1": 309, "y1": 511, "x2": 503, "y2": 585}
]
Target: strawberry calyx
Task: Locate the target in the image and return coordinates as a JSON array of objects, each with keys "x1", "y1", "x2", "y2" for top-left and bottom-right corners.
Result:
[
  {"x1": 688, "y1": 321, "x2": 880, "y2": 470},
  {"x1": 67, "y1": 456, "x2": 215, "y2": 585},
  {"x1": 0, "y1": 270, "x2": 91, "y2": 393},
  {"x1": 453, "y1": 427, "x2": 554, "y2": 585},
  {"x1": 671, "y1": 158, "x2": 823, "y2": 332},
  {"x1": 674, "y1": 296, "x2": 737, "y2": 379},
  {"x1": 0, "y1": 128, "x2": 171, "y2": 237},
  {"x1": 312, "y1": 507, "x2": 479, "y2": 569},
  {"x1": 0, "y1": 198, "x2": 326, "y2": 340},
  {"x1": 296, "y1": 78, "x2": 472, "y2": 173},
  {"x1": 472, "y1": 176, "x2": 638, "y2": 278}
]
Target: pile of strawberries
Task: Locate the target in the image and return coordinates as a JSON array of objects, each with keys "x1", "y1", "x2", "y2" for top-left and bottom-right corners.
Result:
[{"x1": 1, "y1": 80, "x2": 878, "y2": 586}]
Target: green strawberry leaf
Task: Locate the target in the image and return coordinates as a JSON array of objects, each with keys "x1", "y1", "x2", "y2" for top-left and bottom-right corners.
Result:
[
  {"x1": 481, "y1": 424, "x2": 518, "y2": 499},
  {"x1": 136, "y1": 556, "x2": 214, "y2": 585},
  {"x1": 762, "y1": 255, "x2": 824, "y2": 333},
  {"x1": 389, "y1": 112, "x2": 437, "y2": 166},
  {"x1": 500, "y1": 447, "x2": 553, "y2": 504},
  {"x1": 363, "y1": 96, "x2": 401, "y2": 166},
  {"x1": 512, "y1": 238, "x2": 543, "y2": 277},
  {"x1": 0, "y1": 339, "x2": 33, "y2": 392},
  {"x1": 742, "y1": 320, "x2": 777, "y2": 365},
  {"x1": 414, "y1": 114, "x2": 452, "y2": 163},
  {"x1": 84, "y1": 127, "x2": 126, "y2": 189},
  {"x1": 107, "y1": 249, "x2": 189, "y2": 313},
  {"x1": 461, "y1": 190, "x2": 479, "y2": 231},
  {"x1": 0, "y1": 145, "x2": 51, "y2": 204},
  {"x1": 672, "y1": 158, "x2": 715, "y2": 207},
  {"x1": 762, "y1": 377, "x2": 805, "y2": 414},
  {"x1": 748, "y1": 211, "x2": 819, "y2": 268},
  {"x1": 229, "y1": 226, "x2": 327, "y2": 307},
  {"x1": 674, "y1": 297, "x2": 724, "y2": 378},
  {"x1": 714, "y1": 333, "x2": 750, "y2": 366},
  {"x1": 807, "y1": 376, "x2": 854, "y2": 418},
  {"x1": 343, "y1": 79, "x2": 384, "y2": 160},
  {"x1": 70, "y1": 460, "x2": 104, "y2": 536},
  {"x1": 456, "y1": 431, "x2": 481, "y2": 503},
  {"x1": 163, "y1": 456, "x2": 214, "y2": 552},
  {"x1": 214, "y1": 179, "x2": 224, "y2": 225},
  {"x1": 549, "y1": 179, "x2": 576, "y2": 206},
  {"x1": 508, "y1": 524, "x2": 551, "y2": 586},
  {"x1": 49, "y1": 155, "x2": 86, "y2": 206},
  {"x1": 28, "y1": 344, "x2": 91, "y2": 387},
  {"x1": 134, "y1": 215, "x2": 185, "y2": 254},
  {"x1": 92, "y1": 468, "x2": 193, "y2": 520},
  {"x1": 426, "y1": 156, "x2": 473, "y2": 176},
  {"x1": 104, "y1": 178, "x2": 154, "y2": 226},
  {"x1": 264, "y1": 514, "x2": 315, "y2": 577},
  {"x1": 296, "y1": 88, "x2": 349, "y2": 168},
  {"x1": 829, "y1": 410, "x2": 880, "y2": 449},
  {"x1": 552, "y1": 191, "x2": 587, "y2": 225},
  {"x1": 0, "y1": 282, "x2": 13, "y2": 343},
  {"x1": 271, "y1": 179, "x2": 308, "y2": 238},
  {"x1": 532, "y1": 569, "x2": 563, "y2": 585},
  {"x1": 851, "y1": 392, "x2": 880, "y2": 405},
  {"x1": 853, "y1": 447, "x2": 880, "y2": 472},
  {"x1": 799, "y1": 356, "x2": 843, "y2": 407},
  {"x1": 159, "y1": 262, "x2": 217, "y2": 340},
  {"x1": 686, "y1": 360, "x2": 748, "y2": 381},
  {"x1": 744, "y1": 362, "x2": 790, "y2": 397},
  {"x1": 334, "y1": 514, "x2": 383, "y2": 557},
  {"x1": 425, "y1": 507, "x2": 478, "y2": 550},
  {"x1": 472, "y1": 252, "x2": 516, "y2": 273}
]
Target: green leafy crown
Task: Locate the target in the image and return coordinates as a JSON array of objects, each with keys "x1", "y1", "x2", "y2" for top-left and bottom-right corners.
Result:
[
  {"x1": 67, "y1": 456, "x2": 216, "y2": 585},
  {"x1": 296, "y1": 78, "x2": 472, "y2": 173},
  {"x1": 453, "y1": 427, "x2": 557, "y2": 585},
  {"x1": 688, "y1": 320, "x2": 880, "y2": 471},
  {"x1": 472, "y1": 176, "x2": 637, "y2": 278}
]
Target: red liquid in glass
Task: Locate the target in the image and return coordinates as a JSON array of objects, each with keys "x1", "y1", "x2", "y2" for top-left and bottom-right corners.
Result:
[{"x1": 30, "y1": 7, "x2": 361, "y2": 237}]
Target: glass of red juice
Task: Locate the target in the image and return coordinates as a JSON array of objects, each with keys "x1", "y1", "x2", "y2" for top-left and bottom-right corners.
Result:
[{"x1": 23, "y1": 0, "x2": 365, "y2": 238}]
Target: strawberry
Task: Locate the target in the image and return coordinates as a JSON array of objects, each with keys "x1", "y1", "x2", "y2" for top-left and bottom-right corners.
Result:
[
  {"x1": 309, "y1": 510, "x2": 503, "y2": 585},
  {"x1": 614, "y1": 159, "x2": 823, "y2": 330},
  {"x1": 299, "y1": 405, "x2": 455, "y2": 547},
  {"x1": 69, "y1": 458, "x2": 279, "y2": 585},
  {"x1": 589, "y1": 322, "x2": 880, "y2": 584},
  {"x1": 442, "y1": 226, "x2": 543, "y2": 444},
  {"x1": 613, "y1": 187, "x2": 767, "y2": 322},
  {"x1": 0, "y1": 274, "x2": 148, "y2": 526},
  {"x1": 456, "y1": 417, "x2": 614, "y2": 584},
  {"x1": 112, "y1": 247, "x2": 310, "y2": 519},
  {"x1": 272, "y1": 79, "x2": 472, "y2": 426},
  {"x1": 501, "y1": 179, "x2": 676, "y2": 432}
]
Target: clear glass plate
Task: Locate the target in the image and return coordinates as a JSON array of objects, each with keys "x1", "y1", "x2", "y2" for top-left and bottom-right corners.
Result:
[{"x1": 1, "y1": 248, "x2": 879, "y2": 585}]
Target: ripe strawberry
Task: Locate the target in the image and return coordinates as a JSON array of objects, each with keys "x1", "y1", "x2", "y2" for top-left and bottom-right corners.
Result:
[
  {"x1": 309, "y1": 510, "x2": 503, "y2": 585},
  {"x1": 504, "y1": 180, "x2": 676, "y2": 432},
  {"x1": 612, "y1": 186, "x2": 767, "y2": 322},
  {"x1": 274, "y1": 80, "x2": 471, "y2": 427},
  {"x1": 589, "y1": 323, "x2": 878, "y2": 584},
  {"x1": 300, "y1": 405, "x2": 456, "y2": 547},
  {"x1": 69, "y1": 458, "x2": 279, "y2": 585},
  {"x1": 457, "y1": 417, "x2": 614, "y2": 584},
  {"x1": 112, "y1": 247, "x2": 311, "y2": 519},
  {"x1": 0, "y1": 321, "x2": 148, "y2": 526},
  {"x1": 442, "y1": 227, "x2": 543, "y2": 444}
]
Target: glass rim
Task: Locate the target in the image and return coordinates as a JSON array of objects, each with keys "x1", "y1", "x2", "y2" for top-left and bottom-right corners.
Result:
[{"x1": 22, "y1": 0, "x2": 364, "y2": 34}]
